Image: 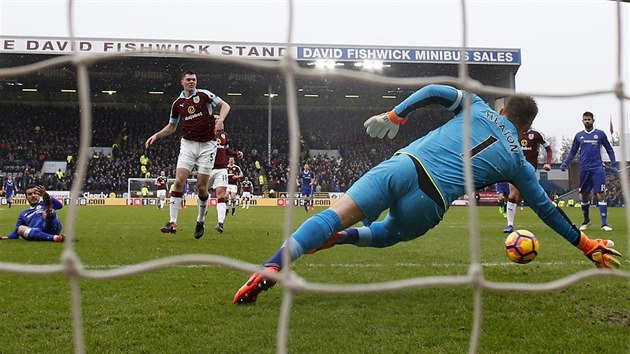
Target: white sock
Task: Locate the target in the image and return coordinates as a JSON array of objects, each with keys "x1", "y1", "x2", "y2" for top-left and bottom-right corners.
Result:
[
  {"x1": 217, "y1": 202, "x2": 226, "y2": 223},
  {"x1": 169, "y1": 197, "x2": 182, "y2": 223},
  {"x1": 506, "y1": 201, "x2": 517, "y2": 226},
  {"x1": 197, "y1": 197, "x2": 208, "y2": 223}
]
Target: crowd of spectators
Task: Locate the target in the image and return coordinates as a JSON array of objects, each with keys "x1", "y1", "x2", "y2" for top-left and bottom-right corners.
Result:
[{"x1": 0, "y1": 103, "x2": 626, "y2": 207}]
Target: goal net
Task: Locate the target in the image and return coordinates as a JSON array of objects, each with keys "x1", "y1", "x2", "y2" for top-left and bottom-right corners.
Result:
[{"x1": 0, "y1": 1, "x2": 628, "y2": 354}]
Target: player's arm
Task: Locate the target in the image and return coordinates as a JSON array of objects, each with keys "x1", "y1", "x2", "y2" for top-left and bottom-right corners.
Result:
[
  {"x1": 560, "y1": 135, "x2": 579, "y2": 171},
  {"x1": 226, "y1": 148, "x2": 243, "y2": 159},
  {"x1": 145, "y1": 122, "x2": 178, "y2": 149},
  {"x1": 364, "y1": 84, "x2": 464, "y2": 139},
  {"x1": 543, "y1": 145, "x2": 552, "y2": 171},
  {"x1": 512, "y1": 165, "x2": 621, "y2": 268},
  {"x1": 601, "y1": 134, "x2": 618, "y2": 172},
  {"x1": 213, "y1": 101, "x2": 231, "y2": 132}
]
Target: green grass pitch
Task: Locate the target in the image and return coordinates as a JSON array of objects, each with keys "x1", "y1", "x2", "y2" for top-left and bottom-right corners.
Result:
[{"x1": 0, "y1": 204, "x2": 628, "y2": 353}]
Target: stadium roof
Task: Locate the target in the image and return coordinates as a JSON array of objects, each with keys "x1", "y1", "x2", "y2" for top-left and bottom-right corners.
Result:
[{"x1": 0, "y1": 37, "x2": 521, "y2": 109}]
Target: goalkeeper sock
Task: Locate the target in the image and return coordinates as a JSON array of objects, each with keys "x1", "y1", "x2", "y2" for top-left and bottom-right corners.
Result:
[
  {"x1": 598, "y1": 201, "x2": 608, "y2": 225},
  {"x1": 266, "y1": 209, "x2": 342, "y2": 265}
]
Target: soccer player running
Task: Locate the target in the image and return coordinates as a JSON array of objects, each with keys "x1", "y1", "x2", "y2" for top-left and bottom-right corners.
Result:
[
  {"x1": 240, "y1": 176, "x2": 254, "y2": 209},
  {"x1": 207, "y1": 130, "x2": 243, "y2": 236},
  {"x1": 145, "y1": 71, "x2": 230, "y2": 237},
  {"x1": 297, "y1": 163, "x2": 315, "y2": 212},
  {"x1": 155, "y1": 170, "x2": 168, "y2": 210},
  {"x1": 2, "y1": 175, "x2": 17, "y2": 208},
  {"x1": 0, "y1": 185, "x2": 64, "y2": 242},
  {"x1": 233, "y1": 84, "x2": 622, "y2": 304},
  {"x1": 560, "y1": 111, "x2": 618, "y2": 231},
  {"x1": 503, "y1": 127, "x2": 552, "y2": 233},
  {"x1": 226, "y1": 157, "x2": 243, "y2": 216}
]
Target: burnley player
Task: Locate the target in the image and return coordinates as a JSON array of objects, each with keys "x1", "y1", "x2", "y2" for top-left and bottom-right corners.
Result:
[
  {"x1": 240, "y1": 176, "x2": 254, "y2": 209},
  {"x1": 561, "y1": 111, "x2": 618, "y2": 231},
  {"x1": 0, "y1": 185, "x2": 64, "y2": 242},
  {"x1": 145, "y1": 71, "x2": 230, "y2": 237},
  {"x1": 2, "y1": 175, "x2": 16, "y2": 208},
  {"x1": 155, "y1": 170, "x2": 168, "y2": 210},
  {"x1": 503, "y1": 126, "x2": 552, "y2": 233},
  {"x1": 226, "y1": 157, "x2": 243, "y2": 216},
  {"x1": 297, "y1": 163, "x2": 315, "y2": 212},
  {"x1": 206, "y1": 131, "x2": 243, "y2": 236}
]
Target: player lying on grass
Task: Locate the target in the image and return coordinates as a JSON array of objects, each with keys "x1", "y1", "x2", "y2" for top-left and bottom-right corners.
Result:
[
  {"x1": 233, "y1": 84, "x2": 622, "y2": 305},
  {"x1": 0, "y1": 185, "x2": 64, "y2": 242}
]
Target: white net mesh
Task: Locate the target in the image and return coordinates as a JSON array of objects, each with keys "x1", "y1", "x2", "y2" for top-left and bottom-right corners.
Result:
[{"x1": 0, "y1": 1, "x2": 629, "y2": 354}]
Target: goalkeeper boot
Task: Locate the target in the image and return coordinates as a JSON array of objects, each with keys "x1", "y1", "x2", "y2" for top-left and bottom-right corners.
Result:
[
  {"x1": 502, "y1": 225, "x2": 514, "y2": 234},
  {"x1": 214, "y1": 222, "x2": 224, "y2": 233},
  {"x1": 194, "y1": 221, "x2": 205, "y2": 239},
  {"x1": 233, "y1": 266, "x2": 280, "y2": 304},
  {"x1": 160, "y1": 222, "x2": 177, "y2": 234},
  {"x1": 307, "y1": 231, "x2": 345, "y2": 254},
  {"x1": 53, "y1": 234, "x2": 65, "y2": 243}
]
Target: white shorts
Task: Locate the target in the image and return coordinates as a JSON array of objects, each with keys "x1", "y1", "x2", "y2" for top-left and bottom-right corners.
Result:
[
  {"x1": 209, "y1": 168, "x2": 229, "y2": 190},
  {"x1": 156, "y1": 189, "x2": 167, "y2": 198},
  {"x1": 242, "y1": 191, "x2": 252, "y2": 198},
  {"x1": 227, "y1": 184, "x2": 238, "y2": 194},
  {"x1": 176, "y1": 138, "x2": 217, "y2": 175}
]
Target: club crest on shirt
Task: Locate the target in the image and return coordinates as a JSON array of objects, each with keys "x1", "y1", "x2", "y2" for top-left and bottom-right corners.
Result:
[
  {"x1": 193, "y1": 96, "x2": 200, "y2": 104},
  {"x1": 528, "y1": 133, "x2": 534, "y2": 140}
]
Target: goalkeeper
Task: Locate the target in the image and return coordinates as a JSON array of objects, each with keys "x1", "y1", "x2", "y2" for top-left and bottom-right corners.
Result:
[{"x1": 233, "y1": 84, "x2": 622, "y2": 305}]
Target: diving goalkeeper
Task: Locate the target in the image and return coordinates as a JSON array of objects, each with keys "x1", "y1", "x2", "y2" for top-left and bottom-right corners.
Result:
[{"x1": 233, "y1": 84, "x2": 622, "y2": 305}]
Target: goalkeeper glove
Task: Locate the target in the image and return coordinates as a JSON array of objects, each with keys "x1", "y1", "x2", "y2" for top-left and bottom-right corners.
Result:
[
  {"x1": 364, "y1": 111, "x2": 408, "y2": 139},
  {"x1": 577, "y1": 233, "x2": 622, "y2": 269}
]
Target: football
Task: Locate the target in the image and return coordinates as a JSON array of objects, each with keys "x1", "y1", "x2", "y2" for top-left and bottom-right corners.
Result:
[{"x1": 505, "y1": 229, "x2": 540, "y2": 264}]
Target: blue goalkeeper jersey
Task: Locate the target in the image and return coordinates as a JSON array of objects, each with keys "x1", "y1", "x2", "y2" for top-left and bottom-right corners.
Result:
[
  {"x1": 394, "y1": 85, "x2": 580, "y2": 244},
  {"x1": 563, "y1": 128, "x2": 617, "y2": 171}
]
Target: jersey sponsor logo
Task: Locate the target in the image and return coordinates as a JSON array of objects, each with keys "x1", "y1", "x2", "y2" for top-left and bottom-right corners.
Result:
[
  {"x1": 184, "y1": 111, "x2": 203, "y2": 121},
  {"x1": 187, "y1": 106, "x2": 195, "y2": 114}
]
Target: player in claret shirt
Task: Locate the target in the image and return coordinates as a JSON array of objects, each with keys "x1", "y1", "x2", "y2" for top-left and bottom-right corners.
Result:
[
  {"x1": 206, "y1": 131, "x2": 243, "y2": 236},
  {"x1": 502, "y1": 126, "x2": 553, "y2": 233},
  {"x1": 226, "y1": 157, "x2": 243, "y2": 217},
  {"x1": 145, "y1": 70, "x2": 231, "y2": 236}
]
